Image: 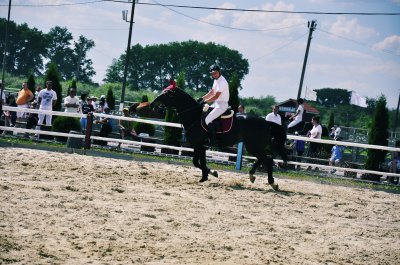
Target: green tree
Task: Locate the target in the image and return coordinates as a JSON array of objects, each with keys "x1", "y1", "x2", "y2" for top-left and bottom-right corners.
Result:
[
  {"x1": 45, "y1": 62, "x2": 63, "y2": 111},
  {"x1": 229, "y1": 72, "x2": 240, "y2": 112},
  {"x1": 365, "y1": 95, "x2": 389, "y2": 179},
  {"x1": 176, "y1": 71, "x2": 185, "y2": 90},
  {"x1": 73, "y1": 35, "x2": 96, "y2": 82},
  {"x1": 46, "y1": 26, "x2": 75, "y2": 80},
  {"x1": 106, "y1": 87, "x2": 116, "y2": 110},
  {"x1": 27, "y1": 73, "x2": 36, "y2": 96},
  {"x1": 0, "y1": 19, "x2": 47, "y2": 75},
  {"x1": 104, "y1": 41, "x2": 249, "y2": 92},
  {"x1": 315, "y1": 88, "x2": 351, "y2": 107}
]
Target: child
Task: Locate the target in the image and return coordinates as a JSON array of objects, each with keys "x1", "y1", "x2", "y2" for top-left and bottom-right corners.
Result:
[{"x1": 329, "y1": 137, "x2": 344, "y2": 173}]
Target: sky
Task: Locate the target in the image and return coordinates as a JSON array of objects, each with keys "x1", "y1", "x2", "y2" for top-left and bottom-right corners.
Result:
[{"x1": 1, "y1": 0, "x2": 400, "y2": 109}]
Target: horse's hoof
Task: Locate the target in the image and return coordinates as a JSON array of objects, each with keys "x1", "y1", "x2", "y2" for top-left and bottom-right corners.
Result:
[
  {"x1": 210, "y1": 170, "x2": 218, "y2": 178},
  {"x1": 249, "y1": 174, "x2": 256, "y2": 183},
  {"x1": 270, "y1": 183, "x2": 279, "y2": 191},
  {"x1": 199, "y1": 176, "x2": 208, "y2": 182}
]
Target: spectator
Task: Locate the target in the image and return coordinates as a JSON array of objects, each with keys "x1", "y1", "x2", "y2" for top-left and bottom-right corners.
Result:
[
  {"x1": 238, "y1": 104, "x2": 245, "y2": 114},
  {"x1": 294, "y1": 131, "x2": 305, "y2": 170},
  {"x1": 306, "y1": 115, "x2": 322, "y2": 170},
  {"x1": 329, "y1": 137, "x2": 345, "y2": 173},
  {"x1": 2, "y1": 94, "x2": 17, "y2": 133},
  {"x1": 24, "y1": 102, "x2": 38, "y2": 138},
  {"x1": 64, "y1": 87, "x2": 79, "y2": 113},
  {"x1": 329, "y1": 125, "x2": 341, "y2": 140},
  {"x1": 287, "y1": 98, "x2": 304, "y2": 131},
  {"x1": 91, "y1": 96, "x2": 98, "y2": 111},
  {"x1": 35, "y1": 81, "x2": 57, "y2": 132},
  {"x1": 94, "y1": 107, "x2": 115, "y2": 145},
  {"x1": 16, "y1": 82, "x2": 34, "y2": 119},
  {"x1": 265, "y1": 105, "x2": 282, "y2": 125},
  {"x1": 98, "y1": 95, "x2": 108, "y2": 113},
  {"x1": 118, "y1": 108, "x2": 138, "y2": 147},
  {"x1": 34, "y1": 85, "x2": 41, "y2": 102},
  {"x1": 80, "y1": 94, "x2": 94, "y2": 131},
  {"x1": 0, "y1": 85, "x2": 5, "y2": 105}
]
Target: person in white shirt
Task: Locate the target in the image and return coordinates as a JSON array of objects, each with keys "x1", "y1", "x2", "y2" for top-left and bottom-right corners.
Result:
[
  {"x1": 35, "y1": 81, "x2": 57, "y2": 129},
  {"x1": 64, "y1": 87, "x2": 79, "y2": 113},
  {"x1": 201, "y1": 64, "x2": 230, "y2": 145},
  {"x1": 287, "y1": 98, "x2": 304, "y2": 131},
  {"x1": 308, "y1": 115, "x2": 322, "y2": 158},
  {"x1": 265, "y1": 105, "x2": 282, "y2": 125}
]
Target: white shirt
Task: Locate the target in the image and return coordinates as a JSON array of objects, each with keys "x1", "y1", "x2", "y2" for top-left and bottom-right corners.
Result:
[
  {"x1": 309, "y1": 124, "x2": 322, "y2": 139},
  {"x1": 212, "y1": 75, "x2": 229, "y2": 107},
  {"x1": 334, "y1": 127, "x2": 341, "y2": 138},
  {"x1": 38, "y1": 89, "x2": 57, "y2": 110},
  {"x1": 265, "y1": 112, "x2": 282, "y2": 125},
  {"x1": 294, "y1": 104, "x2": 304, "y2": 121},
  {"x1": 1, "y1": 90, "x2": 5, "y2": 103},
  {"x1": 64, "y1": 96, "x2": 79, "y2": 113}
]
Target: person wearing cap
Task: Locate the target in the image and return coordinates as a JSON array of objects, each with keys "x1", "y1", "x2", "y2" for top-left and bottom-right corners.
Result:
[
  {"x1": 329, "y1": 137, "x2": 344, "y2": 173},
  {"x1": 201, "y1": 64, "x2": 230, "y2": 145},
  {"x1": 91, "y1": 96, "x2": 98, "y2": 110},
  {"x1": 16, "y1": 82, "x2": 34, "y2": 118},
  {"x1": 98, "y1": 95, "x2": 108, "y2": 113},
  {"x1": 79, "y1": 94, "x2": 94, "y2": 131}
]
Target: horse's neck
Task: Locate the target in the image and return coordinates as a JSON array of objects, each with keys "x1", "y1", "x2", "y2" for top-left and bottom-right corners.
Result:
[{"x1": 176, "y1": 104, "x2": 201, "y2": 129}]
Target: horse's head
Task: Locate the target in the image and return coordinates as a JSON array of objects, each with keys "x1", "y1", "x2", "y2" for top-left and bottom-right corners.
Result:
[{"x1": 150, "y1": 88, "x2": 198, "y2": 114}]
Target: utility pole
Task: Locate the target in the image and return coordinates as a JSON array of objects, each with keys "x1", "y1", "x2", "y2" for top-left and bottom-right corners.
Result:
[
  {"x1": 297, "y1": 20, "x2": 317, "y2": 100},
  {"x1": 120, "y1": 0, "x2": 137, "y2": 111},
  {"x1": 0, "y1": 0, "x2": 12, "y2": 113}
]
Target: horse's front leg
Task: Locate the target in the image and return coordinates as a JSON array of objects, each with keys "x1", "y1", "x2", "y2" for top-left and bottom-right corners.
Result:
[{"x1": 196, "y1": 146, "x2": 218, "y2": 182}]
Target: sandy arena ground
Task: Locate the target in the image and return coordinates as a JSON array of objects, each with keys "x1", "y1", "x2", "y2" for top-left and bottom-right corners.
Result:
[{"x1": 0, "y1": 147, "x2": 399, "y2": 265}]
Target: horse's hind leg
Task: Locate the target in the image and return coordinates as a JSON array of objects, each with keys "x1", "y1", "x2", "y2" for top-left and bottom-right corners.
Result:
[
  {"x1": 265, "y1": 157, "x2": 279, "y2": 191},
  {"x1": 249, "y1": 159, "x2": 262, "y2": 183}
]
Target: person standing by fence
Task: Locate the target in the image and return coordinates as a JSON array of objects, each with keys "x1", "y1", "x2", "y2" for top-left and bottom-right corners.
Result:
[
  {"x1": 16, "y1": 82, "x2": 34, "y2": 119},
  {"x1": 35, "y1": 81, "x2": 57, "y2": 132}
]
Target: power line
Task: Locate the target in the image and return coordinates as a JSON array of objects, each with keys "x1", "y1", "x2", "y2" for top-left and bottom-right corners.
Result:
[
  {"x1": 251, "y1": 32, "x2": 308, "y2": 63},
  {"x1": 6, "y1": 1, "x2": 400, "y2": 16},
  {"x1": 317, "y1": 28, "x2": 400, "y2": 56},
  {"x1": 0, "y1": 0, "x2": 104, "y2": 7},
  {"x1": 151, "y1": 0, "x2": 305, "y2": 32}
]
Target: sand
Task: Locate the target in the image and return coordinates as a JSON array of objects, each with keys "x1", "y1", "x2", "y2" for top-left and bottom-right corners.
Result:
[{"x1": 1, "y1": 147, "x2": 399, "y2": 265}]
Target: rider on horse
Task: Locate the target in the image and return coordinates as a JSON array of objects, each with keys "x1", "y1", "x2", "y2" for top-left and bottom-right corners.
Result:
[{"x1": 201, "y1": 64, "x2": 230, "y2": 145}]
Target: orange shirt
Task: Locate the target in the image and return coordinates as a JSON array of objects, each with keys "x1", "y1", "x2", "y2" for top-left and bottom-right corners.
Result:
[{"x1": 16, "y1": 89, "x2": 33, "y2": 105}]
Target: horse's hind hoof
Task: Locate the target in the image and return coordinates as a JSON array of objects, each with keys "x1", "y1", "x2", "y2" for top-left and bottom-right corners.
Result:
[
  {"x1": 199, "y1": 176, "x2": 208, "y2": 182},
  {"x1": 210, "y1": 170, "x2": 218, "y2": 178},
  {"x1": 270, "y1": 183, "x2": 279, "y2": 191},
  {"x1": 249, "y1": 174, "x2": 256, "y2": 183}
]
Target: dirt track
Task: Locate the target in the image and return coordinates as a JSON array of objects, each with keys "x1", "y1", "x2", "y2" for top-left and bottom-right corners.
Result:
[{"x1": 1, "y1": 147, "x2": 399, "y2": 264}]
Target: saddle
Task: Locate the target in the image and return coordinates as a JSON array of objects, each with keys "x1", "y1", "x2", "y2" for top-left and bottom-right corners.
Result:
[{"x1": 201, "y1": 106, "x2": 234, "y2": 134}]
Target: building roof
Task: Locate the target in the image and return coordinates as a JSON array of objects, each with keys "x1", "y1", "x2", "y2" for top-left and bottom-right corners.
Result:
[{"x1": 277, "y1": 98, "x2": 319, "y2": 114}]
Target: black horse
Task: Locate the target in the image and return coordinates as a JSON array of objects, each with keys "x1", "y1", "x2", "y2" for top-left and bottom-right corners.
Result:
[{"x1": 150, "y1": 87, "x2": 288, "y2": 190}]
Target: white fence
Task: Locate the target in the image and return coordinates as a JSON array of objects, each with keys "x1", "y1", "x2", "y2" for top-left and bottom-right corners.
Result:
[{"x1": 1, "y1": 106, "x2": 400, "y2": 180}]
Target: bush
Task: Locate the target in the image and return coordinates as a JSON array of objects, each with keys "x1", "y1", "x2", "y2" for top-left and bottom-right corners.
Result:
[
  {"x1": 52, "y1": 116, "x2": 81, "y2": 141},
  {"x1": 134, "y1": 122, "x2": 155, "y2": 136}
]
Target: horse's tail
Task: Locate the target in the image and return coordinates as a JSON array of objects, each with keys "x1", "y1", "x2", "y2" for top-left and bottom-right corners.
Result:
[{"x1": 271, "y1": 123, "x2": 289, "y2": 163}]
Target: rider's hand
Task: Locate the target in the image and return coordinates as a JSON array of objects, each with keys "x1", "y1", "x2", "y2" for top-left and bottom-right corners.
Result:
[{"x1": 197, "y1": 98, "x2": 205, "y2": 105}]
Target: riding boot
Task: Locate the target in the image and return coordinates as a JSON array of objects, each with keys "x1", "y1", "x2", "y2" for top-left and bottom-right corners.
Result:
[{"x1": 207, "y1": 122, "x2": 217, "y2": 146}]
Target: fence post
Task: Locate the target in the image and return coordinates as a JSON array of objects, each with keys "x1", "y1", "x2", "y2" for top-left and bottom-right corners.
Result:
[
  {"x1": 84, "y1": 112, "x2": 93, "y2": 151},
  {"x1": 235, "y1": 142, "x2": 244, "y2": 170}
]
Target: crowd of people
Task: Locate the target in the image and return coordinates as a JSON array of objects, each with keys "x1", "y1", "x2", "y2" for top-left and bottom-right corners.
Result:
[{"x1": 0, "y1": 81, "x2": 137, "y2": 143}]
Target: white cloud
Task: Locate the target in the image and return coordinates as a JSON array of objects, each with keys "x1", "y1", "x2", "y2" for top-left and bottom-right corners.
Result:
[
  {"x1": 315, "y1": 44, "x2": 373, "y2": 60},
  {"x1": 329, "y1": 16, "x2": 378, "y2": 40},
  {"x1": 202, "y1": 3, "x2": 237, "y2": 24},
  {"x1": 373, "y1": 35, "x2": 400, "y2": 54}
]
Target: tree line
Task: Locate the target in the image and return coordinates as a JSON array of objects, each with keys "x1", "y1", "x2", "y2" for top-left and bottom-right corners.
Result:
[
  {"x1": 0, "y1": 19, "x2": 95, "y2": 82},
  {"x1": 104, "y1": 40, "x2": 249, "y2": 92}
]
